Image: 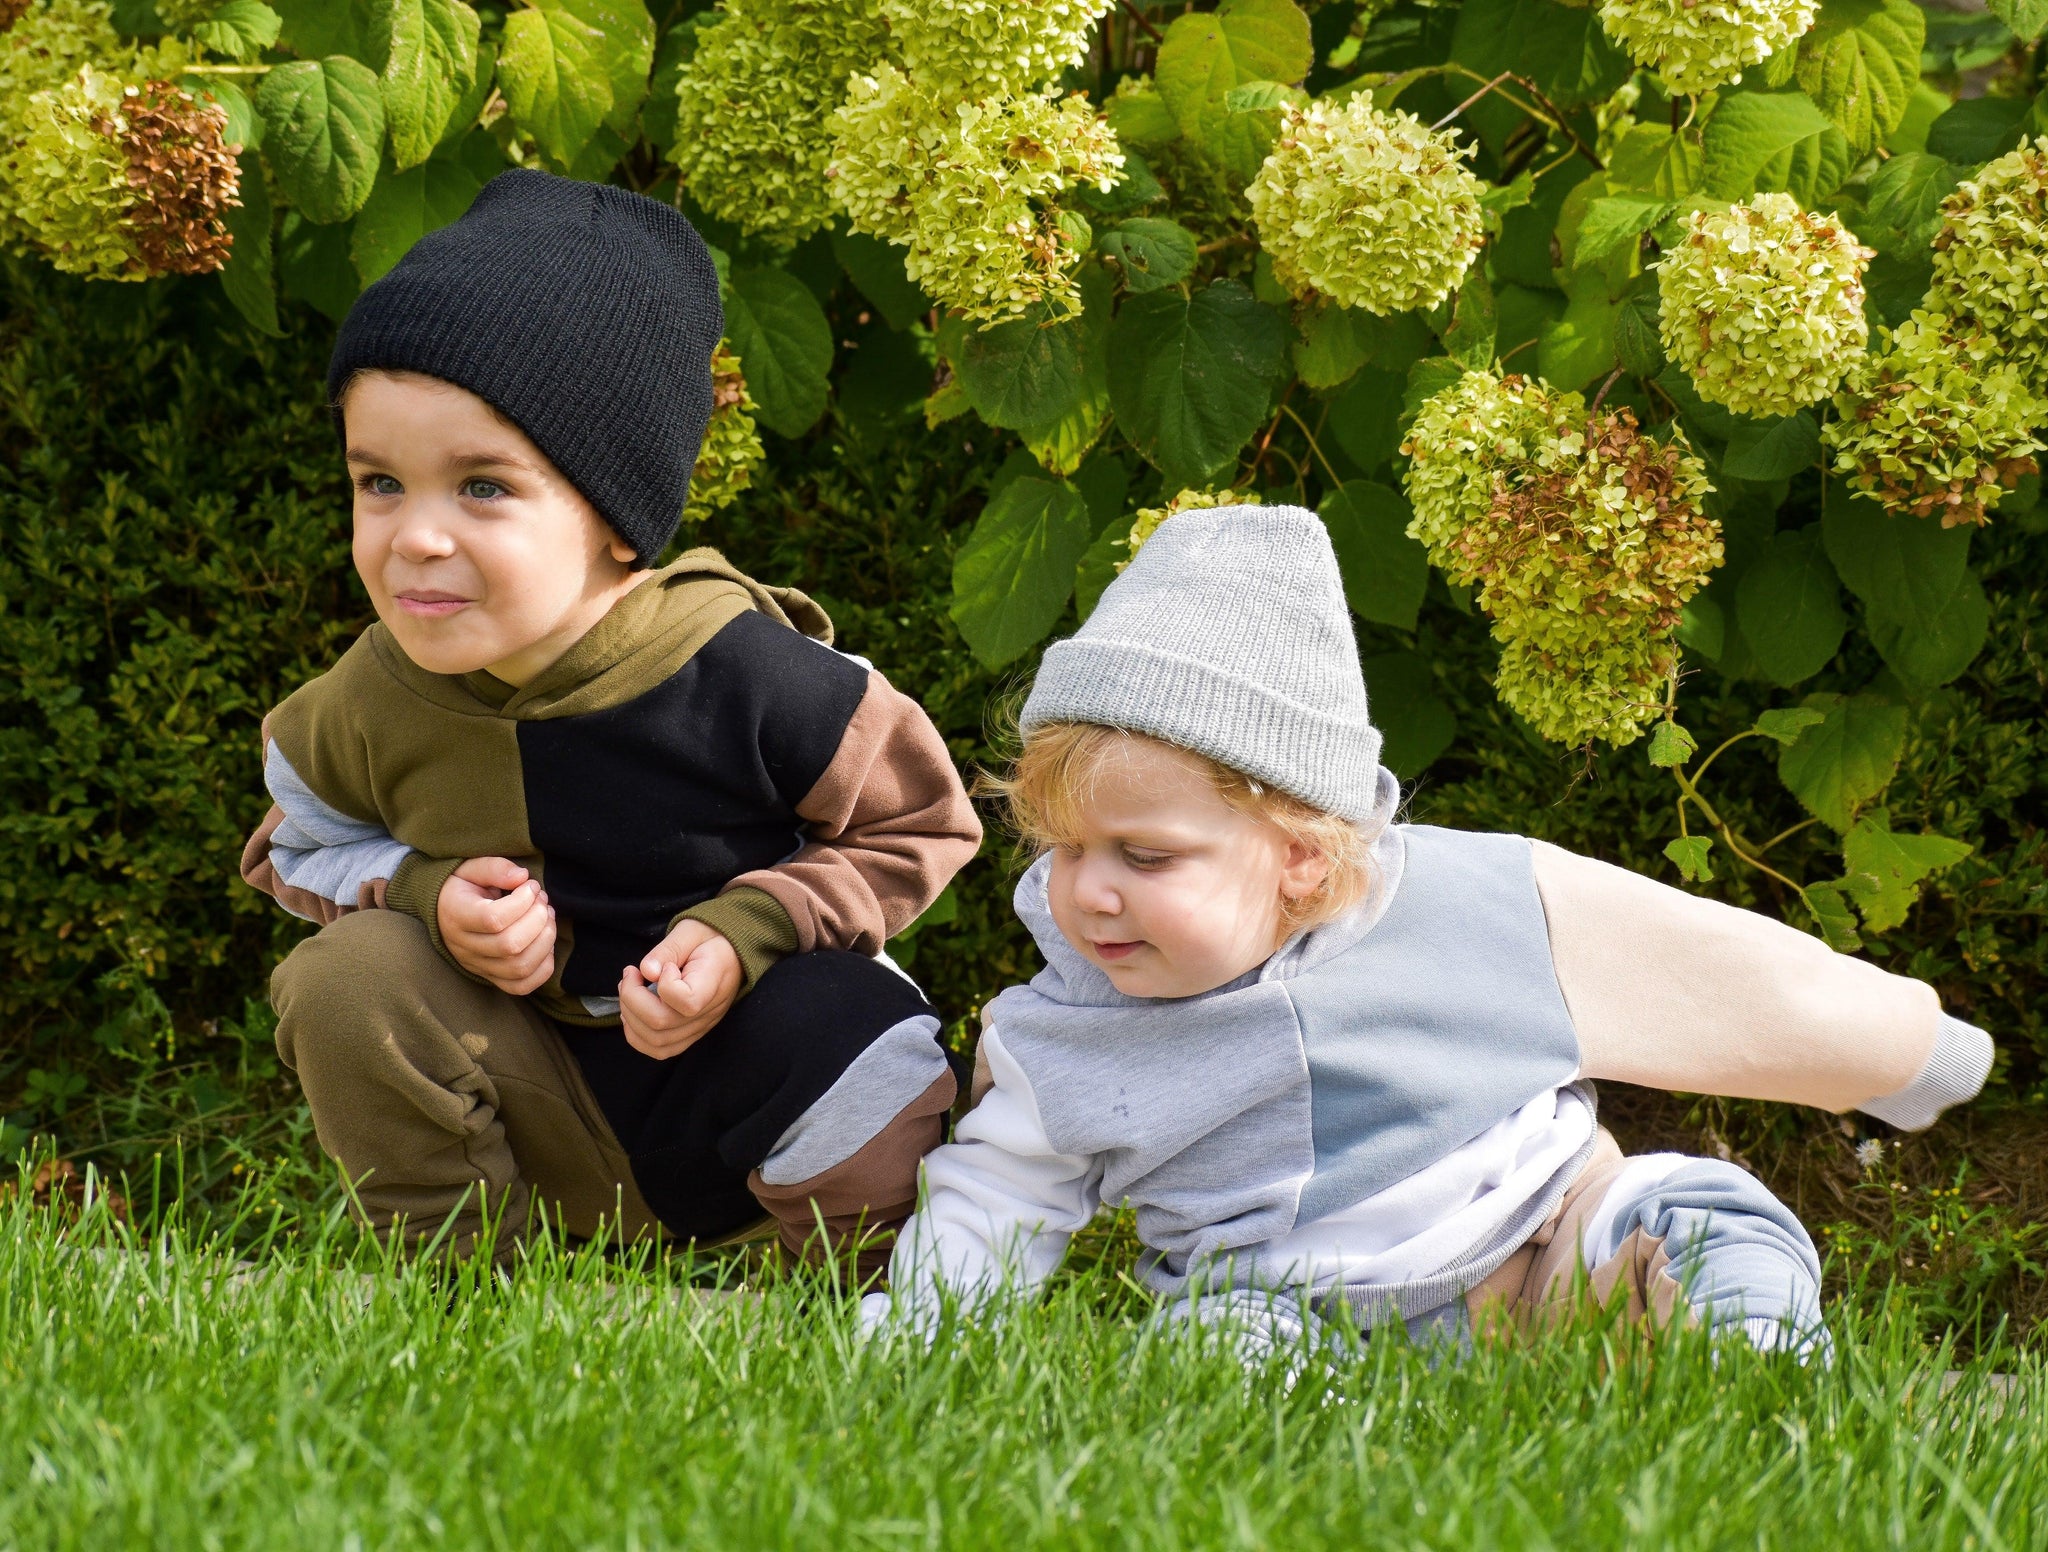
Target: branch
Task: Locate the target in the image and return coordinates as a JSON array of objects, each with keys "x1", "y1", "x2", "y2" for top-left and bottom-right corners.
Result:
[{"x1": 1116, "y1": 0, "x2": 1162, "y2": 43}]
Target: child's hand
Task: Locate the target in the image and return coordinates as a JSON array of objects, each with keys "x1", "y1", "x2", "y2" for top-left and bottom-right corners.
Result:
[
  {"x1": 438, "y1": 857, "x2": 557, "y2": 996},
  {"x1": 618, "y1": 920, "x2": 742, "y2": 1060}
]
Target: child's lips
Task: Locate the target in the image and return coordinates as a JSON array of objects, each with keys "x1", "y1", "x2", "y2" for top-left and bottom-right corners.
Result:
[
  {"x1": 395, "y1": 590, "x2": 472, "y2": 618},
  {"x1": 1091, "y1": 939, "x2": 1145, "y2": 962}
]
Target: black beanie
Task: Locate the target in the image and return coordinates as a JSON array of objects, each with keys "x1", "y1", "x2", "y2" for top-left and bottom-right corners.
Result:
[{"x1": 327, "y1": 168, "x2": 724, "y2": 566}]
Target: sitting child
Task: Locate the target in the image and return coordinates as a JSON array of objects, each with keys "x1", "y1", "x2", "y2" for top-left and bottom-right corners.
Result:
[
  {"x1": 241, "y1": 169, "x2": 981, "y2": 1274},
  {"x1": 865, "y1": 503, "x2": 1991, "y2": 1355}
]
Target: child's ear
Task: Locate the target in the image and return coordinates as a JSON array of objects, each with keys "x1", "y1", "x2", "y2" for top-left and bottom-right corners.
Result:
[
  {"x1": 1278, "y1": 839, "x2": 1332, "y2": 901},
  {"x1": 606, "y1": 535, "x2": 639, "y2": 566}
]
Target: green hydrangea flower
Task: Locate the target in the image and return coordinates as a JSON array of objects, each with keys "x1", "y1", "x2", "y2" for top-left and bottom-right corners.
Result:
[
  {"x1": 883, "y1": 0, "x2": 1110, "y2": 99},
  {"x1": 1121, "y1": 486, "x2": 1260, "y2": 569},
  {"x1": 4, "y1": 67, "x2": 142, "y2": 278},
  {"x1": 1596, "y1": 0, "x2": 1817, "y2": 95},
  {"x1": 1245, "y1": 95, "x2": 1485, "y2": 316},
  {"x1": 1928, "y1": 139, "x2": 2048, "y2": 395},
  {"x1": 1657, "y1": 192, "x2": 1872, "y2": 419},
  {"x1": 670, "y1": 0, "x2": 890, "y2": 247},
  {"x1": 1402, "y1": 370, "x2": 1578, "y2": 570},
  {"x1": 1406, "y1": 371, "x2": 1720, "y2": 746},
  {"x1": 1, "y1": 0, "x2": 122, "y2": 249},
  {"x1": 1495, "y1": 631, "x2": 1676, "y2": 748},
  {"x1": 684, "y1": 344, "x2": 765, "y2": 524},
  {"x1": 1824, "y1": 310, "x2": 2046, "y2": 527},
  {"x1": 829, "y1": 67, "x2": 1123, "y2": 324}
]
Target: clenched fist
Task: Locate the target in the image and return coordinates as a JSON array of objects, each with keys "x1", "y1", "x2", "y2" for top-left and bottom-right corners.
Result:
[{"x1": 437, "y1": 856, "x2": 557, "y2": 996}]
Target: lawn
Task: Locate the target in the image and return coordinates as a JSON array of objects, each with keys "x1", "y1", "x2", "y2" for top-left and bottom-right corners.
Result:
[{"x1": 2, "y1": 1172, "x2": 2041, "y2": 1551}]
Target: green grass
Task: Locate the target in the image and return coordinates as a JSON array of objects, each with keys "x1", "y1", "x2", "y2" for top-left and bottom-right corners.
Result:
[{"x1": 2, "y1": 1170, "x2": 2042, "y2": 1551}]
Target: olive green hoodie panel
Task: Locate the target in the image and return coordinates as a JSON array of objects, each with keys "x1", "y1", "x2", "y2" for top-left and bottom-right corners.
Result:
[{"x1": 268, "y1": 632, "x2": 534, "y2": 864}]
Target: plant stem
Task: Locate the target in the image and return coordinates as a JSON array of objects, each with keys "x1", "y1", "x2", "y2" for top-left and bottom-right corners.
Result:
[
  {"x1": 1432, "y1": 71, "x2": 1513, "y2": 132},
  {"x1": 1671, "y1": 768, "x2": 1806, "y2": 895},
  {"x1": 1116, "y1": 0, "x2": 1162, "y2": 44},
  {"x1": 1756, "y1": 817, "x2": 1820, "y2": 857},
  {"x1": 1590, "y1": 365, "x2": 1625, "y2": 413},
  {"x1": 183, "y1": 63, "x2": 273, "y2": 74},
  {"x1": 1280, "y1": 402, "x2": 1345, "y2": 489}
]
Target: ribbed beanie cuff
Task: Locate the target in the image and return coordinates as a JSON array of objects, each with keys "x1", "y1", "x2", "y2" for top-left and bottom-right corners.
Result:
[{"x1": 1021, "y1": 503, "x2": 1388, "y2": 824}]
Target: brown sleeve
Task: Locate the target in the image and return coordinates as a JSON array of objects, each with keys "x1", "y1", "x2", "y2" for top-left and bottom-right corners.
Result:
[
  {"x1": 723, "y1": 671, "x2": 982, "y2": 956},
  {"x1": 239, "y1": 802, "x2": 393, "y2": 922}
]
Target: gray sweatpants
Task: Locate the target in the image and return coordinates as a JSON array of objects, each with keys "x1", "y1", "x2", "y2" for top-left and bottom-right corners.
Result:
[{"x1": 1162, "y1": 1130, "x2": 1827, "y2": 1362}]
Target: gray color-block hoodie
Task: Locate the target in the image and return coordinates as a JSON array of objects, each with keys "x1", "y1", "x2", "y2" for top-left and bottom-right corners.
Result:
[{"x1": 872, "y1": 820, "x2": 1992, "y2": 1323}]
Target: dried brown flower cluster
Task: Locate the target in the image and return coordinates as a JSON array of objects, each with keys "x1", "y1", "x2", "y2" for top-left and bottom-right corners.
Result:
[
  {"x1": 112, "y1": 80, "x2": 240, "y2": 274},
  {"x1": 0, "y1": 0, "x2": 35, "y2": 32}
]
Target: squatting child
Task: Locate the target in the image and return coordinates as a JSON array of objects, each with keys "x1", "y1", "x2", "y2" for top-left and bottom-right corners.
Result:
[
  {"x1": 241, "y1": 169, "x2": 981, "y2": 1273},
  {"x1": 864, "y1": 503, "x2": 1992, "y2": 1354}
]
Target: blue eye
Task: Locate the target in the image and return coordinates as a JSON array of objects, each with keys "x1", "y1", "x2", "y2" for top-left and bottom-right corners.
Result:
[
  {"x1": 462, "y1": 478, "x2": 506, "y2": 500},
  {"x1": 358, "y1": 473, "x2": 402, "y2": 497}
]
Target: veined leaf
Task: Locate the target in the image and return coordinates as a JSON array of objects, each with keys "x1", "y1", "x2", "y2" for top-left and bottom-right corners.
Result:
[
  {"x1": 218, "y1": 148, "x2": 281, "y2": 336},
  {"x1": 1722, "y1": 412, "x2": 1821, "y2": 481},
  {"x1": 1361, "y1": 650, "x2": 1457, "y2": 776},
  {"x1": 1663, "y1": 835, "x2": 1715, "y2": 883},
  {"x1": 1321, "y1": 481, "x2": 1428, "y2": 631},
  {"x1": 497, "y1": 2, "x2": 611, "y2": 169},
  {"x1": 1736, "y1": 526, "x2": 1846, "y2": 686},
  {"x1": 349, "y1": 140, "x2": 488, "y2": 283},
  {"x1": 724, "y1": 268, "x2": 833, "y2": 439},
  {"x1": 950, "y1": 477, "x2": 1095, "y2": 669},
  {"x1": 1098, "y1": 219, "x2": 1199, "y2": 295},
  {"x1": 192, "y1": 0, "x2": 282, "y2": 61},
  {"x1": 1154, "y1": 0, "x2": 1313, "y2": 182},
  {"x1": 1795, "y1": 0, "x2": 1926, "y2": 158},
  {"x1": 1448, "y1": 0, "x2": 1630, "y2": 110},
  {"x1": 1777, "y1": 692, "x2": 1907, "y2": 832},
  {"x1": 1842, "y1": 809, "x2": 1973, "y2": 933},
  {"x1": 1107, "y1": 280, "x2": 1288, "y2": 490},
  {"x1": 255, "y1": 58, "x2": 386, "y2": 225},
  {"x1": 373, "y1": 0, "x2": 480, "y2": 170},
  {"x1": 1701, "y1": 89, "x2": 1851, "y2": 205},
  {"x1": 1573, "y1": 194, "x2": 1674, "y2": 270}
]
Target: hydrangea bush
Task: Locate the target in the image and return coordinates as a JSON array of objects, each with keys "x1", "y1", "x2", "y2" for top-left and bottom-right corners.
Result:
[{"x1": 4, "y1": 0, "x2": 2045, "y2": 945}]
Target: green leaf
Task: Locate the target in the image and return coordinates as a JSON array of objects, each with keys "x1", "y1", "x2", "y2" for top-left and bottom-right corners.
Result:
[
  {"x1": 1987, "y1": 0, "x2": 2048, "y2": 41},
  {"x1": 218, "y1": 149, "x2": 281, "y2": 336},
  {"x1": 278, "y1": 210, "x2": 360, "y2": 320},
  {"x1": 372, "y1": 0, "x2": 479, "y2": 170},
  {"x1": 497, "y1": 2, "x2": 611, "y2": 169},
  {"x1": 1361, "y1": 651, "x2": 1458, "y2": 777},
  {"x1": 1701, "y1": 89, "x2": 1851, "y2": 205},
  {"x1": 1296, "y1": 307, "x2": 1432, "y2": 391},
  {"x1": 724, "y1": 268, "x2": 833, "y2": 438},
  {"x1": 1403, "y1": 356, "x2": 1467, "y2": 418},
  {"x1": 1656, "y1": 362, "x2": 1738, "y2": 443},
  {"x1": 958, "y1": 304, "x2": 1091, "y2": 433},
  {"x1": 949, "y1": 477, "x2": 1096, "y2": 669},
  {"x1": 1613, "y1": 278, "x2": 1665, "y2": 378},
  {"x1": 1803, "y1": 879, "x2": 1864, "y2": 951},
  {"x1": 1021, "y1": 268, "x2": 1116, "y2": 476},
  {"x1": 1104, "y1": 84, "x2": 1181, "y2": 150},
  {"x1": 831, "y1": 230, "x2": 930, "y2": 332},
  {"x1": 349, "y1": 142, "x2": 486, "y2": 283},
  {"x1": 1647, "y1": 720, "x2": 1698, "y2": 768},
  {"x1": 1224, "y1": 80, "x2": 1304, "y2": 112},
  {"x1": 255, "y1": 58, "x2": 387, "y2": 225},
  {"x1": 1925, "y1": 96, "x2": 2030, "y2": 164},
  {"x1": 192, "y1": 0, "x2": 282, "y2": 61},
  {"x1": 1754, "y1": 706, "x2": 1826, "y2": 744},
  {"x1": 1722, "y1": 411, "x2": 1821, "y2": 481},
  {"x1": 1074, "y1": 148, "x2": 1165, "y2": 218},
  {"x1": 1677, "y1": 593, "x2": 1724, "y2": 661},
  {"x1": 1605, "y1": 124, "x2": 1702, "y2": 197},
  {"x1": 1820, "y1": 486, "x2": 1989, "y2": 687},
  {"x1": 1777, "y1": 691, "x2": 1908, "y2": 831},
  {"x1": 1440, "y1": 265, "x2": 1496, "y2": 371},
  {"x1": 1736, "y1": 526, "x2": 1846, "y2": 686},
  {"x1": 557, "y1": 0, "x2": 653, "y2": 137},
  {"x1": 1663, "y1": 835, "x2": 1715, "y2": 883},
  {"x1": 1794, "y1": 0, "x2": 1926, "y2": 158},
  {"x1": 1324, "y1": 366, "x2": 1405, "y2": 474},
  {"x1": 1098, "y1": 218, "x2": 1199, "y2": 295},
  {"x1": 1107, "y1": 280, "x2": 1289, "y2": 490},
  {"x1": 1154, "y1": 0, "x2": 1314, "y2": 181},
  {"x1": 271, "y1": 0, "x2": 370, "y2": 60},
  {"x1": 1841, "y1": 810, "x2": 1973, "y2": 933},
  {"x1": 1074, "y1": 513, "x2": 1135, "y2": 623},
  {"x1": 1536, "y1": 287, "x2": 1617, "y2": 391},
  {"x1": 184, "y1": 75, "x2": 260, "y2": 150},
  {"x1": 1573, "y1": 194, "x2": 1674, "y2": 270},
  {"x1": 1448, "y1": 0, "x2": 1630, "y2": 110},
  {"x1": 1321, "y1": 481, "x2": 1428, "y2": 631},
  {"x1": 1859, "y1": 152, "x2": 1960, "y2": 256}
]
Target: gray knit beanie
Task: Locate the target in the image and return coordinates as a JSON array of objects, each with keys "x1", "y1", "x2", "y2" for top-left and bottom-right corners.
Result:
[{"x1": 1021, "y1": 503, "x2": 1387, "y2": 823}]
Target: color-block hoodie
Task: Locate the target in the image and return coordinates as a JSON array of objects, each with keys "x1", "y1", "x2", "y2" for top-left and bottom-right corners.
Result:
[
  {"x1": 869, "y1": 809, "x2": 1992, "y2": 1326},
  {"x1": 240, "y1": 550, "x2": 982, "y2": 1022}
]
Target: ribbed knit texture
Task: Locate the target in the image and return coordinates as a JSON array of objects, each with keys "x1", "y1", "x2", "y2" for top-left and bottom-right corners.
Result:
[
  {"x1": 327, "y1": 168, "x2": 724, "y2": 565},
  {"x1": 1022, "y1": 504, "x2": 1387, "y2": 823},
  {"x1": 1856, "y1": 1013, "x2": 1996, "y2": 1132}
]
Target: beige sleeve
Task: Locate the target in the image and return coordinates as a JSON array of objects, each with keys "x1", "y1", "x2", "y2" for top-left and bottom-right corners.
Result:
[
  {"x1": 730, "y1": 671, "x2": 982, "y2": 956},
  {"x1": 1529, "y1": 839, "x2": 1943, "y2": 1113}
]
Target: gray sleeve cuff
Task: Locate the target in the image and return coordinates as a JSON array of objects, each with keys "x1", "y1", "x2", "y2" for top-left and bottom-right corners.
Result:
[{"x1": 1855, "y1": 1014, "x2": 1995, "y2": 1131}]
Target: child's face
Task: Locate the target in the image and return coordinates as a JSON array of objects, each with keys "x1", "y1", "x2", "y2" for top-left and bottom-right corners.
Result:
[
  {"x1": 343, "y1": 371, "x2": 641, "y2": 686},
  {"x1": 1045, "y1": 737, "x2": 1330, "y2": 1000}
]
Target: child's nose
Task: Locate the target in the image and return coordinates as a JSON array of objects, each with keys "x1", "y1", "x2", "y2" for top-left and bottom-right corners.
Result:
[{"x1": 1069, "y1": 860, "x2": 1121, "y2": 917}]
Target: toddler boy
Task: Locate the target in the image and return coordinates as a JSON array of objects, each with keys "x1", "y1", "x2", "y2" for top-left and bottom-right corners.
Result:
[{"x1": 242, "y1": 170, "x2": 981, "y2": 1273}]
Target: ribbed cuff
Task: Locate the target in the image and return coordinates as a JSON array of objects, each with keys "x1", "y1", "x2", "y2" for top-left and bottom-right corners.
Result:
[
  {"x1": 1855, "y1": 1014, "x2": 1996, "y2": 1132},
  {"x1": 384, "y1": 853, "x2": 469, "y2": 975},
  {"x1": 674, "y1": 886, "x2": 799, "y2": 996}
]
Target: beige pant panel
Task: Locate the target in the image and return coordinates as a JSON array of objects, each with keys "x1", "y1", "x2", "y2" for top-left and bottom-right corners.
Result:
[
  {"x1": 271, "y1": 907, "x2": 659, "y2": 1255},
  {"x1": 1467, "y1": 1128, "x2": 1687, "y2": 1338}
]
